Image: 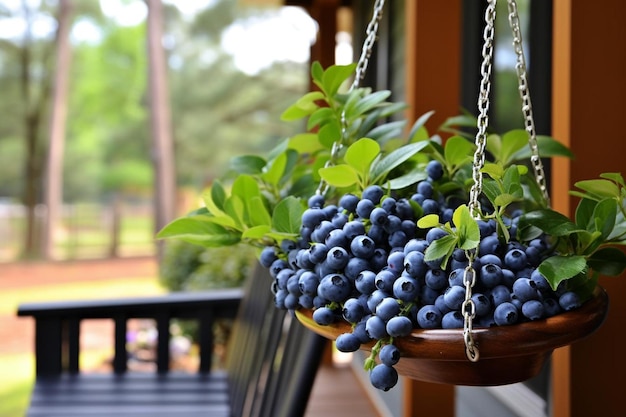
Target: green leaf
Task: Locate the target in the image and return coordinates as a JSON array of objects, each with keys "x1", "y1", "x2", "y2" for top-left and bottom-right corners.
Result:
[
  {"x1": 345, "y1": 138, "x2": 380, "y2": 175},
  {"x1": 417, "y1": 214, "x2": 440, "y2": 229},
  {"x1": 318, "y1": 165, "x2": 360, "y2": 188},
  {"x1": 600, "y1": 172, "x2": 625, "y2": 187},
  {"x1": 248, "y1": 196, "x2": 272, "y2": 227},
  {"x1": 587, "y1": 247, "x2": 626, "y2": 276},
  {"x1": 261, "y1": 152, "x2": 287, "y2": 187},
  {"x1": 500, "y1": 129, "x2": 529, "y2": 165},
  {"x1": 510, "y1": 135, "x2": 574, "y2": 161},
  {"x1": 156, "y1": 216, "x2": 241, "y2": 247},
  {"x1": 453, "y1": 205, "x2": 480, "y2": 250},
  {"x1": 319, "y1": 63, "x2": 356, "y2": 97},
  {"x1": 444, "y1": 136, "x2": 474, "y2": 170},
  {"x1": 242, "y1": 225, "x2": 272, "y2": 240},
  {"x1": 366, "y1": 120, "x2": 406, "y2": 144},
  {"x1": 387, "y1": 169, "x2": 428, "y2": 190},
  {"x1": 408, "y1": 110, "x2": 435, "y2": 141},
  {"x1": 311, "y1": 61, "x2": 324, "y2": 85},
  {"x1": 318, "y1": 121, "x2": 342, "y2": 149},
  {"x1": 224, "y1": 194, "x2": 245, "y2": 229},
  {"x1": 591, "y1": 198, "x2": 617, "y2": 240},
  {"x1": 519, "y1": 209, "x2": 582, "y2": 237},
  {"x1": 288, "y1": 133, "x2": 325, "y2": 155},
  {"x1": 307, "y1": 107, "x2": 336, "y2": 130},
  {"x1": 370, "y1": 141, "x2": 430, "y2": 183},
  {"x1": 574, "y1": 179, "x2": 621, "y2": 200},
  {"x1": 272, "y1": 196, "x2": 304, "y2": 234},
  {"x1": 423, "y1": 234, "x2": 458, "y2": 267},
  {"x1": 209, "y1": 181, "x2": 227, "y2": 212},
  {"x1": 485, "y1": 134, "x2": 502, "y2": 162},
  {"x1": 538, "y1": 255, "x2": 588, "y2": 290},
  {"x1": 481, "y1": 163, "x2": 504, "y2": 180},
  {"x1": 229, "y1": 155, "x2": 266, "y2": 175},
  {"x1": 347, "y1": 90, "x2": 392, "y2": 119}
]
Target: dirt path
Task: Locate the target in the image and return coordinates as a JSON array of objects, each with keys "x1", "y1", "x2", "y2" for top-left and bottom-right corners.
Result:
[{"x1": 0, "y1": 257, "x2": 158, "y2": 357}]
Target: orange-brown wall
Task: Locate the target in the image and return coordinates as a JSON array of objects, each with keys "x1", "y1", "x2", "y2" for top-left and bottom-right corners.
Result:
[{"x1": 551, "y1": 1, "x2": 626, "y2": 416}]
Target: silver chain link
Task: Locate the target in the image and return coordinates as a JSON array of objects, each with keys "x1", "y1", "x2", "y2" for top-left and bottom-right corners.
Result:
[
  {"x1": 316, "y1": 0, "x2": 386, "y2": 196},
  {"x1": 507, "y1": 0, "x2": 550, "y2": 204}
]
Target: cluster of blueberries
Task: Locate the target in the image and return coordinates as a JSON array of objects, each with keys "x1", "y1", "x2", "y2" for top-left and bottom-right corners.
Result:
[{"x1": 258, "y1": 161, "x2": 582, "y2": 391}]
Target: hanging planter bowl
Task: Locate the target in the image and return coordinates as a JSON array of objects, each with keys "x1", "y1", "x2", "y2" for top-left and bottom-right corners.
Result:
[{"x1": 295, "y1": 285, "x2": 608, "y2": 386}]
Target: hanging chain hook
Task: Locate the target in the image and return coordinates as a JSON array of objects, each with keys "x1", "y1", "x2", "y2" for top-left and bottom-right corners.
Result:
[
  {"x1": 507, "y1": 0, "x2": 550, "y2": 205},
  {"x1": 316, "y1": 0, "x2": 386, "y2": 196}
]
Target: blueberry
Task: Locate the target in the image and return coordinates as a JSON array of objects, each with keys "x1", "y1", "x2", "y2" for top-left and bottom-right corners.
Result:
[
  {"x1": 494, "y1": 302, "x2": 519, "y2": 326},
  {"x1": 284, "y1": 293, "x2": 299, "y2": 309},
  {"x1": 308, "y1": 194, "x2": 325, "y2": 208},
  {"x1": 350, "y1": 235, "x2": 376, "y2": 258},
  {"x1": 384, "y1": 215, "x2": 402, "y2": 233},
  {"x1": 259, "y1": 246, "x2": 278, "y2": 268},
  {"x1": 420, "y1": 285, "x2": 440, "y2": 305},
  {"x1": 311, "y1": 220, "x2": 335, "y2": 243},
  {"x1": 504, "y1": 248, "x2": 528, "y2": 271},
  {"x1": 326, "y1": 246, "x2": 350, "y2": 270},
  {"x1": 411, "y1": 193, "x2": 425, "y2": 205},
  {"x1": 479, "y1": 263, "x2": 503, "y2": 288},
  {"x1": 522, "y1": 299, "x2": 545, "y2": 320},
  {"x1": 387, "y1": 251, "x2": 406, "y2": 275},
  {"x1": 426, "y1": 227, "x2": 448, "y2": 244},
  {"x1": 301, "y1": 208, "x2": 327, "y2": 228},
  {"x1": 339, "y1": 193, "x2": 360, "y2": 213},
  {"x1": 286, "y1": 274, "x2": 302, "y2": 295},
  {"x1": 331, "y1": 212, "x2": 349, "y2": 228},
  {"x1": 365, "y1": 315, "x2": 388, "y2": 339},
  {"x1": 392, "y1": 276, "x2": 420, "y2": 302},
  {"x1": 477, "y1": 219, "x2": 495, "y2": 238},
  {"x1": 370, "y1": 247, "x2": 388, "y2": 272},
  {"x1": 299, "y1": 294, "x2": 315, "y2": 309},
  {"x1": 530, "y1": 269, "x2": 551, "y2": 292},
  {"x1": 404, "y1": 250, "x2": 427, "y2": 279},
  {"x1": 388, "y1": 230, "x2": 408, "y2": 249},
  {"x1": 343, "y1": 220, "x2": 366, "y2": 240},
  {"x1": 370, "y1": 207, "x2": 389, "y2": 227},
  {"x1": 298, "y1": 271, "x2": 320, "y2": 295},
  {"x1": 386, "y1": 315, "x2": 413, "y2": 337},
  {"x1": 448, "y1": 268, "x2": 466, "y2": 287},
  {"x1": 421, "y1": 198, "x2": 439, "y2": 215},
  {"x1": 274, "y1": 289, "x2": 288, "y2": 309},
  {"x1": 417, "y1": 181, "x2": 434, "y2": 198},
  {"x1": 355, "y1": 270, "x2": 377, "y2": 294},
  {"x1": 356, "y1": 198, "x2": 375, "y2": 218},
  {"x1": 416, "y1": 305, "x2": 443, "y2": 328},
  {"x1": 335, "y1": 332, "x2": 361, "y2": 352},
  {"x1": 269, "y1": 259, "x2": 290, "y2": 279},
  {"x1": 370, "y1": 364, "x2": 398, "y2": 391},
  {"x1": 344, "y1": 257, "x2": 371, "y2": 281},
  {"x1": 379, "y1": 344, "x2": 400, "y2": 366},
  {"x1": 525, "y1": 246, "x2": 542, "y2": 266},
  {"x1": 543, "y1": 297, "x2": 562, "y2": 317},
  {"x1": 395, "y1": 199, "x2": 414, "y2": 220},
  {"x1": 426, "y1": 160, "x2": 444, "y2": 180},
  {"x1": 404, "y1": 239, "x2": 428, "y2": 254},
  {"x1": 559, "y1": 291, "x2": 581, "y2": 311},
  {"x1": 479, "y1": 234, "x2": 502, "y2": 256},
  {"x1": 275, "y1": 268, "x2": 294, "y2": 290},
  {"x1": 512, "y1": 277, "x2": 540, "y2": 302},
  {"x1": 342, "y1": 298, "x2": 365, "y2": 323},
  {"x1": 325, "y1": 229, "x2": 349, "y2": 249},
  {"x1": 489, "y1": 284, "x2": 512, "y2": 306},
  {"x1": 443, "y1": 285, "x2": 466, "y2": 310},
  {"x1": 472, "y1": 293, "x2": 491, "y2": 317},
  {"x1": 367, "y1": 224, "x2": 386, "y2": 245},
  {"x1": 312, "y1": 306, "x2": 336, "y2": 325},
  {"x1": 362, "y1": 185, "x2": 385, "y2": 204},
  {"x1": 376, "y1": 297, "x2": 401, "y2": 321},
  {"x1": 425, "y1": 269, "x2": 447, "y2": 290},
  {"x1": 353, "y1": 319, "x2": 372, "y2": 343},
  {"x1": 367, "y1": 289, "x2": 387, "y2": 313},
  {"x1": 375, "y1": 269, "x2": 398, "y2": 293},
  {"x1": 381, "y1": 197, "x2": 397, "y2": 213},
  {"x1": 434, "y1": 294, "x2": 452, "y2": 314},
  {"x1": 441, "y1": 310, "x2": 464, "y2": 328},
  {"x1": 479, "y1": 253, "x2": 502, "y2": 268},
  {"x1": 308, "y1": 243, "x2": 329, "y2": 264},
  {"x1": 318, "y1": 273, "x2": 351, "y2": 302}
]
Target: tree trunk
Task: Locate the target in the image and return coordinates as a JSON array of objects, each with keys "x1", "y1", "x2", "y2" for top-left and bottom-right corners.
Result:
[
  {"x1": 147, "y1": 0, "x2": 176, "y2": 259},
  {"x1": 42, "y1": 0, "x2": 73, "y2": 259}
]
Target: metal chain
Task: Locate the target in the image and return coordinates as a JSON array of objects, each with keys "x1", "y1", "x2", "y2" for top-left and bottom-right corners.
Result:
[
  {"x1": 463, "y1": 0, "x2": 497, "y2": 363},
  {"x1": 316, "y1": 0, "x2": 386, "y2": 196},
  {"x1": 507, "y1": 0, "x2": 550, "y2": 204}
]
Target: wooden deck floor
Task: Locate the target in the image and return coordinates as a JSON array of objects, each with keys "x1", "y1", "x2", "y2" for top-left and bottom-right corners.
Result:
[{"x1": 305, "y1": 364, "x2": 382, "y2": 417}]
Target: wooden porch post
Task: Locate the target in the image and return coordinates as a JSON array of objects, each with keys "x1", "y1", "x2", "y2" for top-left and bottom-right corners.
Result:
[
  {"x1": 551, "y1": 1, "x2": 626, "y2": 416},
  {"x1": 402, "y1": 1, "x2": 462, "y2": 416}
]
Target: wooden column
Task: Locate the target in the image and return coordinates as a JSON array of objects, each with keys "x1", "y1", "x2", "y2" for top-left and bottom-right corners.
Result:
[
  {"x1": 551, "y1": 1, "x2": 626, "y2": 416},
  {"x1": 402, "y1": 1, "x2": 461, "y2": 416},
  {"x1": 404, "y1": 0, "x2": 462, "y2": 133}
]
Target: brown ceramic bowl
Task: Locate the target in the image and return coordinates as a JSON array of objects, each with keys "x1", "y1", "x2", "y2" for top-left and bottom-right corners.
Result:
[{"x1": 295, "y1": 286, "x2": 609, "y2": 386}]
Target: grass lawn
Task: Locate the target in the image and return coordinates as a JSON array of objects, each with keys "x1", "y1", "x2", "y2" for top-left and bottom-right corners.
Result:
[{"x1": 0, "y1": 275, "x2": 164, "y2": 417}]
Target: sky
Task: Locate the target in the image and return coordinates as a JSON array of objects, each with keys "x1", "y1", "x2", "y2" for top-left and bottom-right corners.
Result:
[{"x1": 0, "y1": 0, "x2": 321, "y2": 75}]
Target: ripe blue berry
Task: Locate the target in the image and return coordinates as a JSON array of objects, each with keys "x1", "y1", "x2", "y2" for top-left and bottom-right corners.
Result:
[
  {"x1": 417, "y1": 305, "x2": 443, "y2": 329},
  {"x1": 326, "y1": 246, "x2": 350, "y2": 270},
  {"x1": 379, "y1": 344, "x2": 400, "y2": 366},
  {"x1": 386, "y1": 315, "x2": 413, "y2": 337},
  {"x1": 494, "y1": 302, "x2": 519, "y2": 326},
  {"x1": 522, "y1": 299, "x2": 545, "y2": 320},
  {"x1": 392, "y1": 276, "x2": 420, "y2": 302},
  {"x1": 504, "y1": 248, "x2": 528, "y2": 271},
  {"x1": 443, "y1": 285, "x2": 466, "y2": 310},
  {"x1": 350, "y1": 235, "x2": 376, "y2": 258},
  {"x1": 376, "y1": 297, "x2": 401, "y2": 321},
  {"x1": 370, "y1": 364, "x2": 398, "y2": 391},
  {"x1": 362, "y1": 185, "x2": 384, "y2": 204},
  {"x1": 335, "y1": 332, "x2": 361, "y2": 352},
  {"x1": 312, "y1": 306, "x2": 336, "y2": 325},
  {"x1": 339, "y1": 193, "x2": 359, "y2": 213},
  {"x1": 441, "y1": 311, "x2": 464, "y2": 328},
  {"x1": 559, "y1": 291, "x2": 581, "y2": 311},
  {"x1": 426, "y1": 160, "x2": 444, "y2": 180},
  {"x1": 342, "y1": 298, "x2": 365, "y2": 323},
  {"x1": 512, "y1": 277, "x2": 540, "y2": 302},
  {"x1": 318, "y1": 273, "x2": 351, "y2": 302},
  {"x1": 356, "y1": 198, "x2": 375, "y2": 218}
]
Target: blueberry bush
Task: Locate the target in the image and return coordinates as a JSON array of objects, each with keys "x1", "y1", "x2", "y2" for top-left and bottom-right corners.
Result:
[{"x1": 158, "y1": 63, "x2": 626, "y2": 391}]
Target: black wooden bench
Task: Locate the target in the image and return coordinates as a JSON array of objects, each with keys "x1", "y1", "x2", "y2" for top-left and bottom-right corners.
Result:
[{"x1": 17, "y1": 265, "x2": 328, "y2": 417}]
